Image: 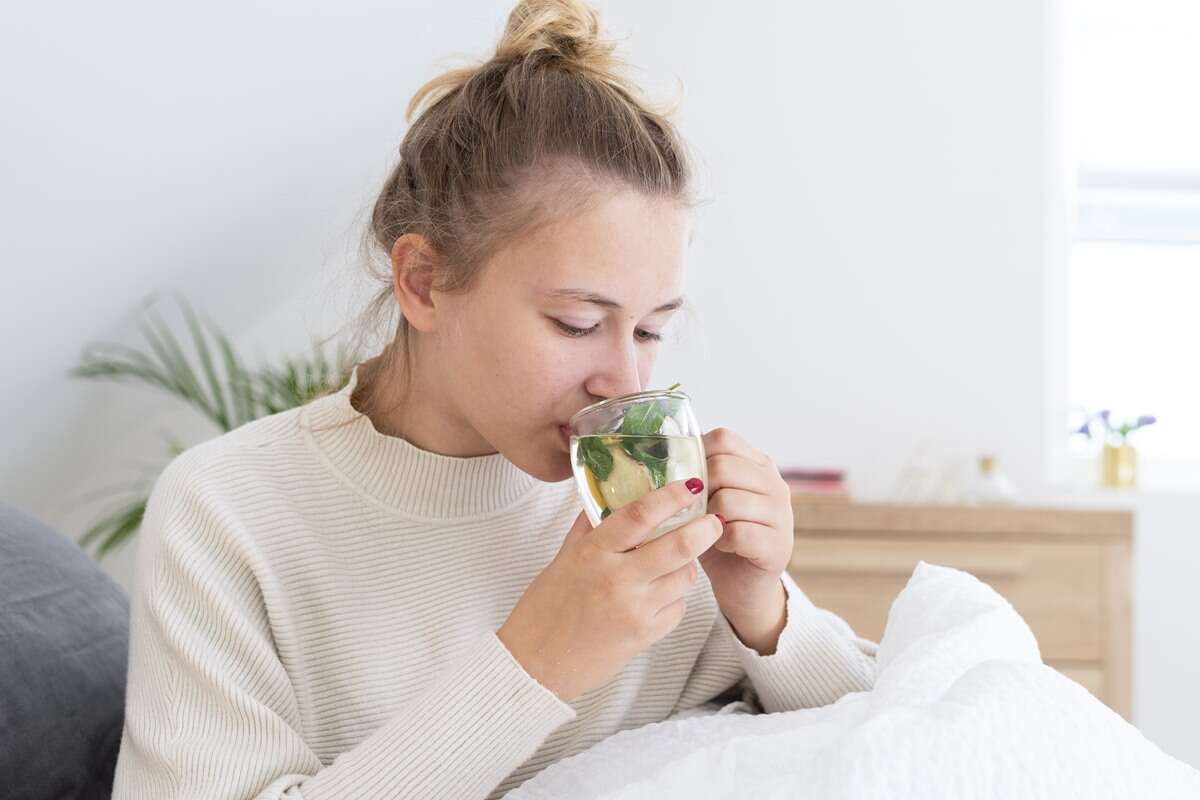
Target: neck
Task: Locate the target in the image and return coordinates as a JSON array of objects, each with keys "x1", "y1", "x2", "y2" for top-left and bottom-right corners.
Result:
[{"x1": 351, "y1": 350, "x2": 498, "y2": 458}]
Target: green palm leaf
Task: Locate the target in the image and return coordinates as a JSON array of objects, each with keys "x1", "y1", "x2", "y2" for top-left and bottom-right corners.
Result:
[
  {"x1": 78, "y1": 498, "x2": 146, "y2": 561},
  {"x1": 179, "y1": 298, "x2": 231, "y2": 431}
]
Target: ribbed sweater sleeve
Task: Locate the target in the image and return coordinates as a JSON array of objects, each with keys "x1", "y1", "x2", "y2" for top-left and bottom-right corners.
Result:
[
  {"x1": 111, "y1": 459, "x2": 576, "y2": 800},
  {"x1": 714, "y1": 570, "x2": 877, "y2": 712},
  {"x1": 672, "y1": 571, "x2": 876, "y2": 717}
]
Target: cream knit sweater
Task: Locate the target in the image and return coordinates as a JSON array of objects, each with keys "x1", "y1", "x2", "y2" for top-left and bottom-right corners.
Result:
[{"x1": 111, "y1": 364, "x2": 877, "y2": 799}]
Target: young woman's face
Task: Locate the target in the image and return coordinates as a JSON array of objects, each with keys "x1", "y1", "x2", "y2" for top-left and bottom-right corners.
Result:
[{"x1": 434, "y1": 188, "x2": 690, "y2": 483}]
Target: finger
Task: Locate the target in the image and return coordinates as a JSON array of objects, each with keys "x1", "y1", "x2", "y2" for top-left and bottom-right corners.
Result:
[
  {"x1": 707, "y1": 486, "x2": 779, "y2": 529},
  {"x1": 562, "y1": 510, "x2": 592, "y2": 548},
  {"x1": 652, "y1": 596, "x2": 689, "y2": 634},
  {"x1": 707, "y1": 520, "x2": 778, "y2": 569},
  {"x1": 634, "y1": 513, "x2": 723, "y2": 579},
  {"x1": 648, "y1": 558, "x2": 698, "y2": 612},
  {"x1": 643, "y1": 597, "x2": 691, "y2": 647},
  {"x1": 702, "y1": 427, "x2": 773, "y2": 469},
  {"x1": 591, "y1": 477, "x2": 706, "y2": 554},
  {"x1": 706, "y1": 453, "x2": 780, "y2": 498}
]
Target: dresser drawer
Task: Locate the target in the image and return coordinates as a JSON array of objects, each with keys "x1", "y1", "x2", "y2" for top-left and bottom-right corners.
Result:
[{"x1": 788, "y1": 537, "x2": 1107, "y2": 661}]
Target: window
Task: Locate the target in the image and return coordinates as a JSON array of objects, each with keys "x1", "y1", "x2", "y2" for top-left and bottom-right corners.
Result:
[{"x1": 1066, "y1": 0, "x2": 1200, "y2": 473}]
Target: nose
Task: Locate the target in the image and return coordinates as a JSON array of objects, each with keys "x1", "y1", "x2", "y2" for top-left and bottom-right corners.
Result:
[{"x1": 587, "y1": 339, "x2": 643, "y2": 401}]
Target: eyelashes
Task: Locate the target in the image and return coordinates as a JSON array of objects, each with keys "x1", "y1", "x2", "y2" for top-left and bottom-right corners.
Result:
[{"x1": 553, "y1": 319, "x2": 663, "y2": 342}]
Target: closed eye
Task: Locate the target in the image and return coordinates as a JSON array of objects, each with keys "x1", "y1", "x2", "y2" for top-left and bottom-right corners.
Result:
[{"x1": 552, "y1": 319, "x2": 663, "y2": 342}]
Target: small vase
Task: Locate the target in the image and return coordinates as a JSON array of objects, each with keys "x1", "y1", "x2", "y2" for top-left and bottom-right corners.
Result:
[
  {"x1": 965, "y1": 455, "x2": 1017, "y2": 504},
  {"x1": 1101, "y1": 442, "x2": 1137, "y2": 488}
]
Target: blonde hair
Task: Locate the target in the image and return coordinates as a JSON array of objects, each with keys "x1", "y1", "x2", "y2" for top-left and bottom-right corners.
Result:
[{"x1": 315, "y1": 0, "x2": 697, "y2": 426}]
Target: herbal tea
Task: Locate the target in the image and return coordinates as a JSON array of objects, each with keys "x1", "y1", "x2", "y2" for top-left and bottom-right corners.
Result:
[
  {"x1": 568, "y1": 385, "x2": 708, "y2": 543},
  {"x1": 571, "y1": 433, "x2": 706, "y2": 542}
]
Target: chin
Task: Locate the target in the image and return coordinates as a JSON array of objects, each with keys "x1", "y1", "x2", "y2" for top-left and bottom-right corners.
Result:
[
  {"x1": 499, "y1": 441, "x2": 568, "y2": 484},
  {"x1": 550, "y1": 452, "x2": 575, "y2": 482},
  {"x1": 516, "y1": 449, "x2": 576, "y2": 484},
  {"x1": 541, "y1": 452, "x2": 577, "y2": 483}
]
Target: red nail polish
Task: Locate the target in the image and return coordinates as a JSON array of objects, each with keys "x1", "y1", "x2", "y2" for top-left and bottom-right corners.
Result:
[{"x1": 686, "y1": 477, "x2": 704, "y2": 494}]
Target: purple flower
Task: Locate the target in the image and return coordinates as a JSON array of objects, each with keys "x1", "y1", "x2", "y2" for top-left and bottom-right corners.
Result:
[{"x1": 1070, "y1": 408, "x2": 1155, "y2": 445}]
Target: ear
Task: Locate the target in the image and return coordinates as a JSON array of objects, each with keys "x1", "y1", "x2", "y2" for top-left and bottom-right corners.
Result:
[{"x1": 390, "y1": 233, "x2": 440, "y2": 333}]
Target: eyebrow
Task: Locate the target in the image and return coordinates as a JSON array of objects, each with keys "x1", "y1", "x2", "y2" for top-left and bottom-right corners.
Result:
[{"x1": 544, "y1": 288, "x2": 685, "y2": 313}]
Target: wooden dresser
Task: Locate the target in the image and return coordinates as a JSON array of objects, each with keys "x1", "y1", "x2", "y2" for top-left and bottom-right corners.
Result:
[{"x1": 786, "y1": 498, "x2": 1134, "y2": 720}]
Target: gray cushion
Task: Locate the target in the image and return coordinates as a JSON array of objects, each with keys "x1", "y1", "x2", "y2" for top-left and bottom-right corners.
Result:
[{"x1": 0, "y1": 502, "x2": 129, "y2": 800}]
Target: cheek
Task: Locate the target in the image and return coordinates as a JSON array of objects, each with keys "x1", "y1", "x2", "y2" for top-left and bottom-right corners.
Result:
[
  {"x1": 518, "y1": 340, "x2": 581, "y2": 400},
  {"x1": 464, "y1": 318, "x2": 578, "y2": 412}
]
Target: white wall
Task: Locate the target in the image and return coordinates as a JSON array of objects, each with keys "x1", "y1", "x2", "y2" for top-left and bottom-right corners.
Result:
[{"x1": 2, "y1": 0, "x2": 1195, "y2": 770}]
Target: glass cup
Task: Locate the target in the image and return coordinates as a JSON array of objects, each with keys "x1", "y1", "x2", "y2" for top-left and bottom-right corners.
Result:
[{"x1": 568, "y1": 388, "x2": 707, "y2": 545}]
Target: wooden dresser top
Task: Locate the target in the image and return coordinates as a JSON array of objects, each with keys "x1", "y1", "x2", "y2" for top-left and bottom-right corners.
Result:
[{"x1": 792, "y1": 498, "x2": 1133, "y2": 541}]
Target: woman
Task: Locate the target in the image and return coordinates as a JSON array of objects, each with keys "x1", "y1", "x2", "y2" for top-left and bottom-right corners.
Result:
[{"x1": 111, "y1": 1, "x2": 876, "y2": 797}]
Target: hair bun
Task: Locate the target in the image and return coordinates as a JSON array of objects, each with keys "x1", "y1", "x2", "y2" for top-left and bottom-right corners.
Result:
[{"x1": 495, "y1": 0, "x2": 617, "y2": 74}]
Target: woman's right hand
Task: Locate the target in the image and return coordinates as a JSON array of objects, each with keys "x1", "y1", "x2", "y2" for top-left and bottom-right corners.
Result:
[{"x1": 497, "y1": 478, "x2": 722, "y2": 704}]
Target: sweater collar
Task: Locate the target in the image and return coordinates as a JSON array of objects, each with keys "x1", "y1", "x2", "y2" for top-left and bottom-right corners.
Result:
[{"x1": 300, "y1": 363, "x2": 543, "y2": 519}]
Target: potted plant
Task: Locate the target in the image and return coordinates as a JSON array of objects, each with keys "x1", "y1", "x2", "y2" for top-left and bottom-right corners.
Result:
[{"x1": 69, "y1": 292, "x2": 358, "y2": 560}]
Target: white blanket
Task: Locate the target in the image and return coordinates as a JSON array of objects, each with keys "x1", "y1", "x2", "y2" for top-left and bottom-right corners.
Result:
[{"x1": 508, "y1": 562, "x2": 1200, "y2": 799}]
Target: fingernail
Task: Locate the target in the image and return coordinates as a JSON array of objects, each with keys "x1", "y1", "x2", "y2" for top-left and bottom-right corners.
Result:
[
  {"x1": 686, "y1": 477, "x2": 704, "y2": 494},
  {"x1": 715, "y1": 513, "x2": 727, "y2": 527}
]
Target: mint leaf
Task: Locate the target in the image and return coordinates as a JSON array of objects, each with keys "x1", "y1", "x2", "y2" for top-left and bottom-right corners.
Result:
[
  {"x1": 578, "y1": 436, "x2": 614, "y2": 481},
  {"x1": 642, "y1": 454, "x2": 668, "y2": 489},
  {"x1": 609, "y1": 390, "x2": 683, "y2": 490},
  {"x1": 620, "y1": 399, "x2": 667, "y2": 437},
  {"x1": 621, "y1": 436, "x2": 669, "y2": 490},
  {"x1": 621, "y1": 436, "x2": 666, "y2": 462}
]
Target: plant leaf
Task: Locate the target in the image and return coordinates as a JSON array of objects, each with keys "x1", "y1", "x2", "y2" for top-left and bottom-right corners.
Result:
[
  {"x1": 619, "y1": 398, "x2": 666, "y2": 437},
  {"x1": 141, "y1": 305, "x2": 221, "y2": 427},
  {"x1": 71, "y1": 342, "x2": 178, "y2": 395},
  {"x1": 179, "y1": 298, "x2": 232, "y2": 431},
  {"x1": 215, "y1": 329, "x2": 256, "y2": 427},
  {"x1": 95, "y1": 501, "x2": 146, "y2": 560},
  {"x1": 578, "y1": 436, "x2": 614, "y2": 482},
  {"x1": 622, "y1": 437, "x2": 669, "y2": 489},
  {"x1": 79, "y1": 498, "x2": 145, "y2": 560}
]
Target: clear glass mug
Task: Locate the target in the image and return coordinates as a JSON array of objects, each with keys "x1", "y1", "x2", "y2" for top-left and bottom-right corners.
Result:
[{"x1": 568, "y1": 388, "x2": 707, "y2": 545}]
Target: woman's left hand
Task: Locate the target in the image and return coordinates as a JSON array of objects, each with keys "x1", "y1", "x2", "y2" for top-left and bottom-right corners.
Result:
[{"x1": 697, "y1": 427, "x2": 795, "y2": 653}]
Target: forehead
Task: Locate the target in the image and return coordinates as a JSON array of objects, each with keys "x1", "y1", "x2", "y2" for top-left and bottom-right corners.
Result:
[{"x1": 502, "y1": 189, "x2": 690, "y2": 301}]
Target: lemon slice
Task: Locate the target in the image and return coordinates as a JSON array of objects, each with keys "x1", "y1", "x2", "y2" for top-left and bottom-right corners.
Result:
[
  {"x1": 597, "y1": 445, "x2": 654, "y2": 511},
  {"x1": 585, "y1": 464, "x2": 606, "y2": 510}
]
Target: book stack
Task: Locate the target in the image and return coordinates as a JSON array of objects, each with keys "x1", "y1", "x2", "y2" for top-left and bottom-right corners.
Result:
[{"x1": 780, "y1": 469, "x2": 850, "y2": 504}]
